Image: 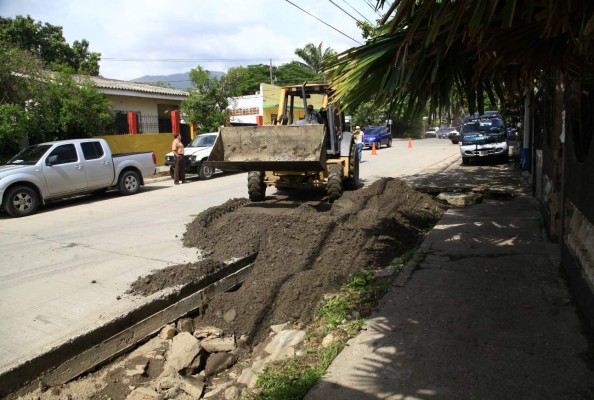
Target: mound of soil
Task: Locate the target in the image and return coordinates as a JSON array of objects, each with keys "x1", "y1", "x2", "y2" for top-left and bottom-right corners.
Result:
[{"x1": 128, "y1": 178, "x2": 446, "y2": 347}]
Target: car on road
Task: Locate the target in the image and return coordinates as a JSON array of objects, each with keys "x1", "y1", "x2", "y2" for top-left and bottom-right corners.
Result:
[
  {"x1": 437, "y1": 127, "x2": 458, "y2": 139},
  {"x1": 165, "y1": 132, "x2": 219, "y2": 180},
  {"x1": 448, "y1": 127, "x2": 462, "y2": 144},
  {"x1": 0, "y1": 138, "x2": 156, "y2": 217},
  {"x1": 363, "y1": 126, "x2": 392, "y2": 149},
  {"x1": 459, "y1": 115, "x2": 508, "y2": 164},
  {"x1": 424, "y1": 126, "x2": 439, "y2": 138}
]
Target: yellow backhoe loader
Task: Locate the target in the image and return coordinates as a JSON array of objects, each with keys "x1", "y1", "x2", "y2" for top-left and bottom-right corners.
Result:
[{"x1": 205, "y1": 83, "x2": 359, "y2": 202}]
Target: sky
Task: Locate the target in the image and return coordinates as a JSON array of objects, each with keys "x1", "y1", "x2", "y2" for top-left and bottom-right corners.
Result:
[{"x1": 0, "y1": 0, "x2": 385, "y2": 81}]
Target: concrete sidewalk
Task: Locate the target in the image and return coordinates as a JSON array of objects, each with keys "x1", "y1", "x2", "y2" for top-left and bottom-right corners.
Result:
[{"x1": 307, "y1": 166, "x2": 594, "y2": 399}]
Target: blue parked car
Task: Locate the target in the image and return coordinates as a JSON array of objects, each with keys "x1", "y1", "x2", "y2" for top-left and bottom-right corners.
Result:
[{"x1": 363, "y1": 126, "x2": 392, "y2": 149}]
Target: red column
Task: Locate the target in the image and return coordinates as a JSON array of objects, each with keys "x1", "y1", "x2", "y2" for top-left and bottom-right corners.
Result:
[
  {"x1": 256, "y1": 115, "x2": 263, "y2": 126},
  {"x1": 171, "y1": 110, "x2": 180, "y2": 134},
  {"x1": 127, "y1": 112, "x2": 138, "y2": 134}
]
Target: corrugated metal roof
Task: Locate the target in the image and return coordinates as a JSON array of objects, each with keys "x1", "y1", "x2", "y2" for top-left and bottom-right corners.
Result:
[{"x1": 88, "y1": 76, "x2": 189, "y2": 97}]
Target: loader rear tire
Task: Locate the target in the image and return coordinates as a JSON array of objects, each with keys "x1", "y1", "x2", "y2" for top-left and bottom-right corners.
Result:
[
  {"x1": 248, "y1": 171, "x2": 266, "y2": 201},
  {"x1": 327, "y1": 164, "x2": 343, "y2": 203},
  {"x1": 344, "y1": 140, "x2": 359, "y2": 190}
]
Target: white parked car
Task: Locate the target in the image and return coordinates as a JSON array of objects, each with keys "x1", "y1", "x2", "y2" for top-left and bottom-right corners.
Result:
[
  {"x1": 424, "y1": 126, "x2": 439, "y2": 138},
  {"x1": 165, "y1": 132, "x2": 219, "y2": 180}
]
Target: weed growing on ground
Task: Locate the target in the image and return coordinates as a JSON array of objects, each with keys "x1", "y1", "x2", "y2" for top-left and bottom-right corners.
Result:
[{"x1": 248, "y1": 264, "x2": 408, "y2": 399}]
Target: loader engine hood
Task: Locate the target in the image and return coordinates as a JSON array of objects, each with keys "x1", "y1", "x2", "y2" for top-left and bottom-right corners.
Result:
[{"x1": 206, "y1": 125, "x2": 327, "y2": 172}]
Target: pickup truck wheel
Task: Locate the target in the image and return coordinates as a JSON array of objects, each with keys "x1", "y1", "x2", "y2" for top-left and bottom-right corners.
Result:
[
  {"x1": 387, "y1": 138, "x2": 392, "y2": 147},
  {"x1": 4, "y1": 186, "x2": 39, "y2": 217},
  {"x1": 327, "y1": 164, "x2": 343, "y2": 203},
  {"x1": 199, "y1": 163, "x2": 214, "y2": 180},
  {"x1": 248, "y1": 171, "x2": 266, "y2": 201},
  {"x1": 118, "y1": 170, "x2": 141, "y2": 195},
  {"x1": 169, "y1": 166, "x2": 175, "y2": 179}
]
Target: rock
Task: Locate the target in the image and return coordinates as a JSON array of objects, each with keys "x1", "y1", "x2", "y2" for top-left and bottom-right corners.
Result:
[
  {"x1": 124, "y1": 361, "x2": 148, "y2": 377},
  {"x1": 167, "y1": 332, "x2": 201, "y2": 372},
  {"x1": 225, "y1": 386, "x2": 241, "y2": 400},
  {"x1": 193, "y1": 326, "x2": 224, "y2": 339},
  {"x1": 264, "y1": 329, "x2": 305, "y2": 362},
  {"x1": 180, "y1": 376, "x2": 205, "y2": 397},
  {"x1": 204, "y1": 352, "x2": 237, "y2": 377},
  {"x1": 177, "y1": 318, "x2": 194, "y2": 333},
  {"x1": 437, "y1": 192, "x2": 482, "y2": 206},
  {"x1": 321, "y1": 333, "x2": 336, "y2": 348},
  {"x1": 270, "y1": 322, "x2": 289, "y2": 333},
  {"x1": 180, "y1": 351, "x2": 207, "y2": 376},
  {"x1": 201, "y1": 336, "x2": 236, "y2": 353},
  {"x1": 126, "y1": 387, "x2": 163, "y2": 400},
  {"x1": 203, "y1": 381, "x2": 233, "y2": 398},
  {"x1": 223, "y1": 309, "x2": 237, "y2": 323},
  {"x1": 159, "y1": 325, "x2": 176, "y2": 340},
  {"x1": 237, "y1": 367, "x2": 258, "y2": 388}
]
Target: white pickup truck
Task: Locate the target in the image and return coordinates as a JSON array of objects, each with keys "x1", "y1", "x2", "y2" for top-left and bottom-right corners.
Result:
[
  {"x1": 0, "y1": 138, "x2": 156, "y2": 217},
  {"x1": 164, "y1": 132, "x2": 218, "y2": 180}
]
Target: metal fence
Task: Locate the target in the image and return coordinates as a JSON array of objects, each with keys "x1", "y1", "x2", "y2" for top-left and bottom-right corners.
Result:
[{"x1": 105, "y1": 111, "x2": 174, "y2": 135}]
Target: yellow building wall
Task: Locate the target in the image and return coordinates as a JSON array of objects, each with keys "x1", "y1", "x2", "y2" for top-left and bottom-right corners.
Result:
[{"x1": 96, "y1": 133, "x2": 173, "y2": 166}]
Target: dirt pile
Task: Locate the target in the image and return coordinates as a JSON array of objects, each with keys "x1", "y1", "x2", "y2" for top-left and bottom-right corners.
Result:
[{"x1": 129, "y1": 178, "x2": 446, "y2": 347}]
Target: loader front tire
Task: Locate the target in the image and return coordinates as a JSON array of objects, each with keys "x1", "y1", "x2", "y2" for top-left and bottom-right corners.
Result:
[
  {"x1": 248, "y1": 171, "x2": 266, "y2": 201},
  {"x1": 327, "y1": 164, "x2": 343, "y2": 203},
  {"x1": 344, "y1": 140, "x2": 359, "y2": 190}
]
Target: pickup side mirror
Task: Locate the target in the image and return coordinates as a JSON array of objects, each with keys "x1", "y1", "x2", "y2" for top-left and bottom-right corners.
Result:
[{"x1": 46, "y1": 155, "x2": 58, "y2": 166}]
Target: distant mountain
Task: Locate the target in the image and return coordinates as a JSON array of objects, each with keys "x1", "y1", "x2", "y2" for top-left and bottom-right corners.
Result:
[{"x1": 131, "y1": 71, "x2": 225, "y2": 91}]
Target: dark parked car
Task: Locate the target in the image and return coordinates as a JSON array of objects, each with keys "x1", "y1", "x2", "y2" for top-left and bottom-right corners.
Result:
[
  {"x1": 363, "y1": 126, "x2": 392, "y2": 149},
  {"x1": 437, "y1": 127, "x2": 458, "y2": 139}
]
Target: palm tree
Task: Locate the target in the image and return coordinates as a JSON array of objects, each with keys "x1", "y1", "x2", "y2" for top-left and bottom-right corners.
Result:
[
  {"x1": 295, "y1": 42, "x2": 336, "y2": 74},
  {"x1": 326, "y1": 0, "x2": 594, "y2": 117}
]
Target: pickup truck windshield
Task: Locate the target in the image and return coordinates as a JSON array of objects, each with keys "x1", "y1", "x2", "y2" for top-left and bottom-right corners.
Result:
[
  {"x1": 7, "y1": 144, "x2": 53, "y2": 165},
  {"x1": 188, "y1": 135, "x2": 216, "y2": 147}
]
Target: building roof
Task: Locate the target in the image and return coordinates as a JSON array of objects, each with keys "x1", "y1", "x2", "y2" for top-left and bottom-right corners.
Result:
[{"x1": 86, "y1": 76, "x2": 189, "y2": 99}]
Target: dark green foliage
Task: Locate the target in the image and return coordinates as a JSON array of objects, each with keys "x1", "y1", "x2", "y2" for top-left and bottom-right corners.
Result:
[{"x1": 0, "y1": 15, "x2": 101, "y2": 76}]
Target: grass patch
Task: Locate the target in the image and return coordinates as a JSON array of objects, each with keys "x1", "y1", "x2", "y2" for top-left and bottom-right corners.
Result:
[{"x1": 245, "y1": 264, "x2": 411, "y2": 399}]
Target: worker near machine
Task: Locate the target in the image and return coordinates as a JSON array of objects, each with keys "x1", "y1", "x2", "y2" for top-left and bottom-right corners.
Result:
[
  {"x1": 171, "y1": 132, "x2": 186, "y2": 184},
  {"x1": 306, "y1": 104, "x2": 323, "y2": 124},
  {"x1": 354, "y1": 125, "x2": 364, "y2": 161}
]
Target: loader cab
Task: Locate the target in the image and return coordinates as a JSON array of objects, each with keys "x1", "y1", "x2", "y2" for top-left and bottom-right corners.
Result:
[{"x1": 275, "y1": 83, "x2": 346, "y2": 156}]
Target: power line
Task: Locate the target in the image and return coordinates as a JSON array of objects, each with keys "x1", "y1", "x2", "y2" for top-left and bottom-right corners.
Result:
[
  {"x1": 101, "y1": 57, "x2": 298, "y2": 63},
  {"x1": 363, "y1": 0, "x2": 383, "y2": 18},
  {"x1": 339, "y1": 0, "x2": 373, "y2": 24},
  {"x1": 328, "y1": 0, "x2": 359, "y2": 23},
  {"x1": 283, "y1": 0, "x2": 363, "y2": 45}
]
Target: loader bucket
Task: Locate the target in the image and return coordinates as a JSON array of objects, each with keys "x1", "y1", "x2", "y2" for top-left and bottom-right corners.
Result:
[{"x1": 206, "y1": 125, "x2": 327, "y2": 172}]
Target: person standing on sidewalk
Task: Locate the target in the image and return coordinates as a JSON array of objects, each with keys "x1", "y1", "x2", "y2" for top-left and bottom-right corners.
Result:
[
  {"x1": 353, "y1": 126, "x2": 364, "y2": 161},
  {"x1": 171, "y1": 132, "x2": 186, "y2": 184}
]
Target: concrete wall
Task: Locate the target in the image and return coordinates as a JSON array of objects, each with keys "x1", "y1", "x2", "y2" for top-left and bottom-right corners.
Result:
[{"x1": 96, "y1": 133, "x2": 173, "y2": 166}]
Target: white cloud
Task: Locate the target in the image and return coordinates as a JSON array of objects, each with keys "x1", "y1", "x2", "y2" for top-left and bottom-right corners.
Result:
[{"x1": 0, "y1": 0, "x2": 383, "y2": 80}]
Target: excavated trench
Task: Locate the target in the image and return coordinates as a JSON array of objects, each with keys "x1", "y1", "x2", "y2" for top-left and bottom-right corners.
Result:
[{"x1": 10, "y1": 177, "x2": 448, "y2": 399}]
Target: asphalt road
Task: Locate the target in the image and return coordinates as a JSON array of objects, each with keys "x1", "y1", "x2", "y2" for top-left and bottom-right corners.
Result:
[{"x1": 0, "y1": 138, "x2": 460, "y2": 374}]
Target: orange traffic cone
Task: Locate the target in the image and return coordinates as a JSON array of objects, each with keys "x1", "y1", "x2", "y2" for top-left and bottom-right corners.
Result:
[
  {"x1": 408, "y1": 138, "x2": 413, "y2": 149},
  {"x1": 371, "y1": 143, "x2": 377, "y2": 155}
]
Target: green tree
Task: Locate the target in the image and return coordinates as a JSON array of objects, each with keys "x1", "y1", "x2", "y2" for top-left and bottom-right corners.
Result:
[
  {"x1": 276, "y1": 62, "x2": 320, "y2": 86},
  {"x1": 326, "y1": 0, "x2": 594, "y2": 120},
  {"x1": 0, "y1": 40, "x2": 112, "y2": 154},
  {"x1": 0, "y1": 15, "x2": 101, "y2": 76},
  {"x1": 295, "y1": 42, "x2": 336, "y2": 74},
  {"x1": 182, "y1": 66, "x2": 229, "y2": 132},
  {"x1": 223, "y1": 65, "x2": 270, "y2": 95}
]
